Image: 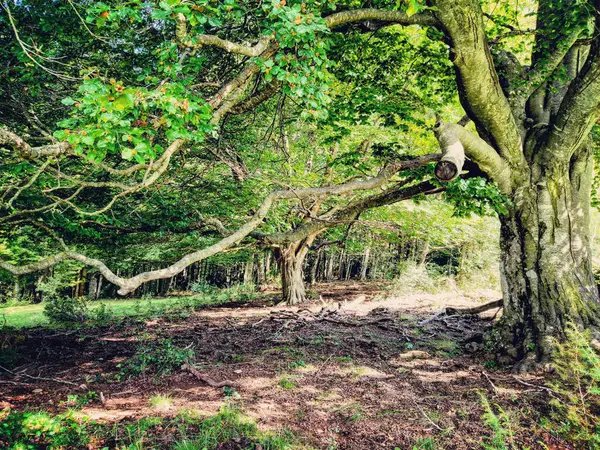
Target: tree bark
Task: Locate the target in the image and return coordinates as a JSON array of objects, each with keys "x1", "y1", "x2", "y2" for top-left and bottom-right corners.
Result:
[
  {"x1": 360, "y1": 247, "x2": 370, "y2": 281},
  {"x1": 496, "y1": 146, "x2": 600, "y2": 367},
  {"x1": 275, "y1": 244, "x2": 308, "y2": 305},
  {"x1": 275, "y1": 234, "x2": 318, "y2": 305}
]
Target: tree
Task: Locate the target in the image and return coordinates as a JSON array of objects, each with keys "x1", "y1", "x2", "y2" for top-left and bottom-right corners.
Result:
[{"x1": 2, "y1": 0, "x2": 600, "y2": 365}]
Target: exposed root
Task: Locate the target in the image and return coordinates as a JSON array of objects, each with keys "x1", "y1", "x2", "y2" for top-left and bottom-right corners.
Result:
[
  {"x1": 420, "y1": 299, "x2": 503, "y2": 325},
  {"x1": 182, "y1": 363, "x2": 237, "y2": 388},
  {"x1": 0, "y1": 363, "x2": 78, "y2": 386}
]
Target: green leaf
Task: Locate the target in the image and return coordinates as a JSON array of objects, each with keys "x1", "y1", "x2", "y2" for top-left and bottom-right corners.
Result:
[
  {"x1": 61, "y1": 97, "x2": 76, "y2": 106},
  {"x1": 406, "y1": 0, "x2": 419, "y2": 17},
  {"x1": 113, "y1": 94, "x2": 134, "y2": 111}
]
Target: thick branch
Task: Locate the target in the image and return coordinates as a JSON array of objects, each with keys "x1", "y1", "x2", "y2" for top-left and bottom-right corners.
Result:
[
  {"x1": 231, "y1": 81, "x2": 282, "y2": 115},
  {"x1": 261, "y1": 180, "x2": 442, "y2": 245},
  {"x1": 176, "y1": 13, "x2": 273, "y2": 57},
  {"x1": 544, "y1": 43, "x2": 600, "y2": 161},
  {"x1": 432, "y1": 0, "x2": 524, "y2": 168},
  {"x1": 434, "y1": 122, "x2": 512, "y2": 193},
  {"x1": 325, "y1": 8, "x2": 440, "y2": 28},
  {"x1": 0, "y1": 127, "x2": 69, "y2": 160}
]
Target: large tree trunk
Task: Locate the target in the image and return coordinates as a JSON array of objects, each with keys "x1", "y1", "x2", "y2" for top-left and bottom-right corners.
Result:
[
  {"x1": 275, "y1": 235, "x2": 318, "y2": 305},
  {"x1": 279, "y1": 250, "x2": 307, "y2": 305},
  {"x1": 497, "y1": 147, "x2": 600, "y2": 366}
]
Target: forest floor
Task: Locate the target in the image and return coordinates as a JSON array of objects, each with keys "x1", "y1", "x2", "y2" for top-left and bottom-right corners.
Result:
[{"x1": 0, "y1": 282, "x2": 570, "y2": 449}]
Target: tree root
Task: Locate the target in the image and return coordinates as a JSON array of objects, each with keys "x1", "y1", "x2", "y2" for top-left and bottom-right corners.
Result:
[
  {"x1": 0, "y1": 363, "x2": 78, "y2": 386},
  {"x1": 182, "y1": 363, "x2": 237, "y2": 388},
  {"x1": 419, "y1": 299, "x2": 503, "y2": 326}
]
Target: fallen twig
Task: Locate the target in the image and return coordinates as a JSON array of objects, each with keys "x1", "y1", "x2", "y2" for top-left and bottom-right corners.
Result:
[
  {"x1": 183, "y1": 363, "x2": 237, "y2": 388},
  {"x1": 412, "y1": 398, "x2": 445, "y2": 432},
  {"x1": 0, "y1": 364, "x2": 78, "y2": 386},
  {"x1": 482, "y1": 371, "x2": 499, "y2": 394},
  {"x1": 512, "y1": 375, "x2": 560, "y2": 398}
]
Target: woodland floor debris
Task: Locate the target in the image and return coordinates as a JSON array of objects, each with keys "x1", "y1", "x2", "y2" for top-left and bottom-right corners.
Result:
[{"x1": 0, "y1": 283, "x2": 573, "y2": 449}]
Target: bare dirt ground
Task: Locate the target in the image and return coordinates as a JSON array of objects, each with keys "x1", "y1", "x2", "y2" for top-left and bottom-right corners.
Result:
[{"x1": 0, "y1": 282, "x2": 569, "y2": 449}]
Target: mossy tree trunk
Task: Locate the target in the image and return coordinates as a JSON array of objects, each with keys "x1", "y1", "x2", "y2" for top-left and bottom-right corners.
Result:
[
  {"x1": 428, "y1": 0, "x2": 600, "y2": 364},
  {"x1": 497, "y1": 144, "x2": 600, "y2": 365}
]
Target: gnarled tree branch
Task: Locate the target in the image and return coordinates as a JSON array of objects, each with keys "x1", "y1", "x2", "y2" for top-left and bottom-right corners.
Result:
[{"x1": 0, "y1": 153, "x2": 440, "y2": 295}]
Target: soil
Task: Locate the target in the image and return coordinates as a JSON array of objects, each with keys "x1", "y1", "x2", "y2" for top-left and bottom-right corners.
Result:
[{"x1": 0, "y1": 282, "x2": 571, "y2": 449}]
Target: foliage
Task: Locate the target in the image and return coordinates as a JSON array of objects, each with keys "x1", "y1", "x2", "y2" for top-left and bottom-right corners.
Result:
[
  {"x1": 63, "y1": 392, "x2": 99, "y2": 409},
  {"x1": 117, "y1": 338, "x2": 195, "y2": 379},
  {"x1": 149, "y1": 393, "x2": 173, "y2": 411},
  {"x1": 388, "y1": 262, "x2": 441, "y2": 294},
  {"x1": 0, "y1": 409, "x2": 93, "y2": 449},
  {"x1": 91, "y1": 302, "x2": 115, "y2": 324},
  {"x1": 35, "y1": 263, "x2": 83, "y2": 301},
  {"x1": 546, "y1": 323, "x2": 600, "y2": 448},
  {"x1": 443, "y1": 178, "x2": 511, "y2": 218},
  {"x1": 479, "y1": 393, "x2": 517, "y2": 450},
  {"x1": 0, "y1": 404, "x2": 302, "y2": 449},
  {"x1": 412, "y1": 437, "x2": 437, "y2": 450},
  {"x1": 43, "y1": 297, "x2": 89, "y2": 325}
]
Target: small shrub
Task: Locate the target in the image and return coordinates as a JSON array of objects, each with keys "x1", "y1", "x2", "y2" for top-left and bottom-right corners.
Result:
[
  {"x1": 546, "y1": 322, "x2": 600, "y2": 448},
  {"x1": 278, "y1": 376, "x2": 297, "y2": 390},
  {"x1": 43, "y1": 297, "x2": 89, "y2": 324},
  {"x1": 479, "y1": 393, "x2": 517, "y2": 450},
  {"x1": 91, "y1": 302, "x2": 114, "y2": 324},
  {"x1": 0, "y1": 409, "x2": 91, "y2": 449},
  {"x1": 190, "y1": 282, "x2": 218, "y2": 295},
  {"x1": 149, "y1": 393, "x2": 173, "y2": 411},
  {"x1": 118, "y1": 338, "x2": 195, "y2": 379},
  {"x1": 412, "y1": 437, "x2": 437, "y2": 450},
  {"x1": 387, "y1": 262, "x2": 449, "y2": 295},
  {"x1": 63, "y1": 391, "x2": 98, "y2": 408}
]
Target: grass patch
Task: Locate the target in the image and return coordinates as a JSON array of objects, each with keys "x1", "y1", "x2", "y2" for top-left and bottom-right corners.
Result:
[
  {"x1": 149, "y1": 393, "x2": 173, "y2": 411},
  {"x1": 0, "y1": 403, "x2": 306, "y2": 449},
  {"x1": 1, "y1": 287, "x2": 259, "y2": 329},
  {"x1": 279, "y1": 375, "x2": 298, "y2": 390}
]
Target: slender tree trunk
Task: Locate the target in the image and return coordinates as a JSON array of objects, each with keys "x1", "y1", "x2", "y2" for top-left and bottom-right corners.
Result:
[
  {"x1": 360, "y1": 247, "x2": 371, "y2": 281},
  {"x1": 325, "y1": 252, "x2": 334, "y2": 281},
  {"x1": 497, "y1": 147, "x2": 600, "y2": 367},
  {"x1": 96, "y1": 274, "x2": 103, "y2": 299},
  {"x1": 310, "y1": 248, "x2": 321, "y2": 285},
  {"x1": 243, "y1": 260, "x2": 254, "y2": 285},
  {"x1": 256, "y1": 253, "x2": 266, "y2": 287},
  {"x1": 88, "y1": 274, "x2": 97, "y2": 299}
]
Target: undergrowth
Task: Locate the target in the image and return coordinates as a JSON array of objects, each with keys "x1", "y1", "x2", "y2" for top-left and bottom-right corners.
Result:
[
  {"x1": 545, "y1": 322, "x2": 600, "y2": 448},
  {"x1": 479, "y1": 393, "x2": 517, "y2": 450},
  {"x1": 0, "y1": 403, "x2": 304, "y2": 449},
  {"x1": 116, "y1": 338, "x2": 195, "y2": 379}
]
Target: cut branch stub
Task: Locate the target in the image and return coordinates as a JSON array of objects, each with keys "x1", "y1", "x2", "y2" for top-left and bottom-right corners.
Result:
[{"x1": 434, "y1": 121, "x2": 465, "y2": 182}]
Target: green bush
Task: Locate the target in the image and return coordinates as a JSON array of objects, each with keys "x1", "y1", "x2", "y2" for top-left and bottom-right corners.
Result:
[
  {"x1": 479, "y1": 393, "x2": 517, "y2": 450},
  {"x1": 0, "y1": 409, "x2": 92, "y2": 449},
  {"x1": 91, "y1": 302, "x2": 114, "y2": 324},
  {"x1": 190, "y1": 282, "x2": 218, "y2": 295},
  {"x1": 0, "y1": 405, "x2": 302, "y2": 450},
  {"x1": 118, "y1": 338, "x2": 195, "y2": 379},
  {"x1": 43, "y1": 297, "x2": 89, "y2": 325},
  {"x1": 546, "y1": 322, "x2": 600, "y2": 448}
]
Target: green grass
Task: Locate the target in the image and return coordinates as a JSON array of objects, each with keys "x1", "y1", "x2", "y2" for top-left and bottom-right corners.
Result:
[
  {"x1": 0, "y1": 296, "x2": 195, "y2": 328},
  {"x1": 0, "y1": 403, "x2": 306, "y2": 449}
]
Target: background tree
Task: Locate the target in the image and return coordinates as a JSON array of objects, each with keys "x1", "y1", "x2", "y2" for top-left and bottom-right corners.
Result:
[{"x1": 1, "y1": 0, "x2": 600, "y2": 366}]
